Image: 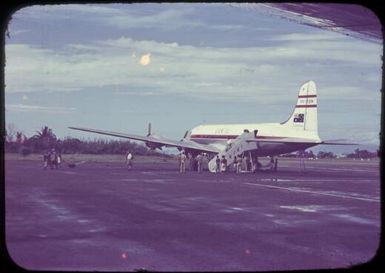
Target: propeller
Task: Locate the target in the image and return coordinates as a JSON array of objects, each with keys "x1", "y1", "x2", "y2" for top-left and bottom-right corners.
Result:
[
  {"x1": 180, "y1": 130, "x2": 189, "y2": 141},
  {"x1": 147, "y1": 122, "x2": 151, "y2": 136}
]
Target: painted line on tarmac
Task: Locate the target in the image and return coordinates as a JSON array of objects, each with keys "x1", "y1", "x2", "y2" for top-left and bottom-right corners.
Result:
[
  {"x1": 256, "y1": 178, "x2": 373, "y2": 183},
  {"x1": 303, "y1": 166, "x2": 379, "y2": 173},
  {"x1": 244, "y1": 183, "x2": 379, "y2": 202}
]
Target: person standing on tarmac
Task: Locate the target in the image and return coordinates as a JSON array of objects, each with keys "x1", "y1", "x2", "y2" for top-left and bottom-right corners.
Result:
[
  {"x1": 43, "y1": 151, "x2": 49, "y2": 170},
  {"x1": 274, "y1": 158, "x2": 278, "y2": 172},
  {"x1": 220, "y1": 155, "x2": 227, "y2": 173},
  {"x1": 126, "y1": 150, "x2": 133, "y2": 170},
  {"x1": 186, "y1": 153, "x2": 192, "y2": 171},
  {"x1": 52, "y1": 149, "x2": 58, "y2": 169},
  {"x1": 47, "y1": 150, "x2": 53, "y2": 169},
  {"x1": 179, "y1": 151, "x2": 187, "y2": 173},
  {"x1": 266, "y1": 157, "x2": 278, "y2": 171},
  {"x1": 215, "y1": 155, "x2": 221, "y2": 173},
  {"x1": 233, "y1": 156, "x2": 237, "y2": 173},
  {"x1": 196, "y1": 153, "x2": 203, "y2": 173},
  {"x1": 57, "y1": 153, "x2": 62, "y2": 169},
  {"x1": 254, "y1": 156, "x2": 262, "y2": 172},
  {"x1": 236, "y1": 155, "x2": 242, "y2": 174},
  {"x1": 246, "y1": 156, "x2": 251, "y2": 172}
]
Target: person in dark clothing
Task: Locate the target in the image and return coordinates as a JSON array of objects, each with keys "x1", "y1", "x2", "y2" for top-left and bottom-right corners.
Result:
[
  {"x1": 220, "y1": 156, "x2": 227, "y2": 173},
  {"x1": 47, "y1": 151, "x2": 53, "y2": 169},
  {"x1": 215, "y1": 155, "x2": 220, "y2": 173},
  {"x1": 269, "y1": 157, "x2": 275, "y2": 171},
  {"x1": 273, "y1": 158, "x2": 278, "y2": 172},
  {"x1": 196, "y1": 153, "x2": 203, "y2": 173},
  {"x1": 246, "y1": 156, "x2": 251, "y2": 172}
]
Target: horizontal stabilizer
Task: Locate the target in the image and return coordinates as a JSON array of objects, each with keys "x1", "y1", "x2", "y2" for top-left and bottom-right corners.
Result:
[{"x1": 320, "y1": 139, "x2": 358, "y2": 145}]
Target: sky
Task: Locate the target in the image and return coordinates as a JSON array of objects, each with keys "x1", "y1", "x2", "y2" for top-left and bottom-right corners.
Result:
[{"x1": 4, "y1": 3, "x2": 383, "y2": 152}]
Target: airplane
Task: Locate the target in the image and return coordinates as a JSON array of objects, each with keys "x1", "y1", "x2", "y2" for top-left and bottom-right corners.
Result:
[{"x1": 69, "y1": 81, "x2": 354, "y2": 172}]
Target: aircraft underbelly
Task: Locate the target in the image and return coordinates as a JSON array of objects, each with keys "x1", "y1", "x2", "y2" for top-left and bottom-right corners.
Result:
[
  {"x1": 192, "y1": 138, "x2": 316, "y2": 156},
  {"x1": 253, "y1": 143, "x2": 316, "y2": 156}
]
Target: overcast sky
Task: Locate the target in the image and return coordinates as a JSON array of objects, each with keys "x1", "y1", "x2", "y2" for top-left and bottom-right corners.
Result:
[{"x1": 4, "y1": 3, "x2": 382, "y2": 149}]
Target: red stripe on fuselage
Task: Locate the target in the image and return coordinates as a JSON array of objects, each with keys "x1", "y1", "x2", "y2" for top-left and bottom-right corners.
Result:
[
  {"x1": 295, "y1": 104, "x2": 317, "y2": 108},
  {"x1": 298, "y1": 95, "x2": 317, "y2": 98},
  {"x1": 189, "y1": 134, "x2": 286, "y2": 140}
]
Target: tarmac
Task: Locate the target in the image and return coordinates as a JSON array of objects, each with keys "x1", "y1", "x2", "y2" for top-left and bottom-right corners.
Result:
[{"x1": 4, "y1": 157, "x2": 381, "y2": 271}]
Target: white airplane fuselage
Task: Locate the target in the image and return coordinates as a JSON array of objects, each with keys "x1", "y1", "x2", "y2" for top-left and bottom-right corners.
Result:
[{"x1": 189, "y1": 122, "x2": 321, "y2": 156}]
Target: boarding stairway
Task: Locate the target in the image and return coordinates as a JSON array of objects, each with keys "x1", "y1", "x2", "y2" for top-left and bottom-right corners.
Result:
[{"x1": 208, "y1": 130, "x2": 258, "y2": 173}]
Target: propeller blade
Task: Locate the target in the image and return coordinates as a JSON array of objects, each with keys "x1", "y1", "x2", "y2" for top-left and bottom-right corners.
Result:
[{"x1": 147, "y1": 122, "x2": 152, "y2": 136}]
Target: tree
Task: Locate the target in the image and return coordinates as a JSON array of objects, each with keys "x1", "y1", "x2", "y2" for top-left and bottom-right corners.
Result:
[
  {"x1": 5, "y1": 123, "x2": 16, "y2": 142},
  {"x1": 346, "y1": 149, "x2": 377, "y2": 159},
  {"x1": 33, "y1": 126, "x2": 56, "y2": 140},
  {"x1": 29, "y1": 126, "x2": 57, "y2": 151},
  {"x1": 16, "y1": 131, "x2": 25, "y2": 144},
  {"x1": 317, "y1": 151, "x2": 336, "y2": 159}
]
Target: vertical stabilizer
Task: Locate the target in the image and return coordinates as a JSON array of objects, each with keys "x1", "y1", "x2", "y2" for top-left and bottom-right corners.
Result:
[{"x1": 282, "y1": 81, "x2": 318, "y2": 133}]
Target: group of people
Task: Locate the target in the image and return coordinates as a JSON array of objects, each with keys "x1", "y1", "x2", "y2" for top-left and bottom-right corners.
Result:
[
  {"x1": 214, "y1": 155, "x2": 228, "y2": 173},
  {"x1": 42, "y1": 148, "x2": 277, "y2": 173},
  {"x1": 43, "y1": 148, "x2": 62, "y2": 170},
  {"x1": 178, "y1": 150, "x2": 278, "y2": 174},
  {"x1": 178, "y1": 152, "x2": 207, "y2": 173},
  {"x1": 189, "y1": 152, "x2": 206, "y2": 173},
  {"x1": 216, "y1": 154, "x2": 277, "y2": 173}
]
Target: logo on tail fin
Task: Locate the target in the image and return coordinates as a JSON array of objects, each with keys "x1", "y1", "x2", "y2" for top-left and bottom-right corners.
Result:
[{"x1": 293, "y1": 113, "x2": 304, "y2": 123}]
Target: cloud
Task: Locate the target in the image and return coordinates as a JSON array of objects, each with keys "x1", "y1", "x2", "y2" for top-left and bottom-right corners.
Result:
[
  {"x1": 104, "y1": 6, "x2": 197, "y2": 30},
  {"x1": 5, "y1": 4, "x2": 381, "y2": 145},
  {"x1": 13, "y1": 4, "x2": 244, "y2": 33},
  {"x1": 5, "y1": 30, "x2": 381, "y2": 107},
  {"x1": 5, "y1": 104, "x2": 75, "y2": 114},
  {"x1": 14, "y1": 4, "x2": 123, "y2": 20}
]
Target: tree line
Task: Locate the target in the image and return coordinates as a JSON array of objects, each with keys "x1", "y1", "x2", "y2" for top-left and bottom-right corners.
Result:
[
  {"x1": 281, "y1": 149, "x2": 379, "y2": 159},
  {"x1": 5, "y1": 125, "x2": 379, "y2": 159},
  {"x1": 5, "y1": 125, "x2": 164, "y2": 156}
]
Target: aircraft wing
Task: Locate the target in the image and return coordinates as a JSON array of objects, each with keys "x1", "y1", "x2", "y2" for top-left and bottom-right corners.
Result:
[
  {"x1": 68, "y1": 127, "x2": 220, "y2": 153},
  {"x1": 319, "y1": 139, "x2": 358, "y2": 145},
  {"x1": 246, "y1": 137, "x2": 321, "y2": 144},
  {"x1": 246, "y1": 137, "x2": 357, "y2": 145},
  {"x1": 237, "y1": 3, "x2": 382, "y2": 43}
]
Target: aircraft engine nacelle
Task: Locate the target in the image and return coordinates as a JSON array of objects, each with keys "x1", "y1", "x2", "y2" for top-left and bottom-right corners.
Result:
[{"x1": 145, "y1": 141, "x2": 162, "y2": 150}]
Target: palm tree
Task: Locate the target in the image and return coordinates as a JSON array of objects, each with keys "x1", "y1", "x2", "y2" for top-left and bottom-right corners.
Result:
[
  {"x1": 33, "y1": 126, "x2": 56, "y2": 140},
  {"x1": 30, "y1": 126, "x2": 57, "y2": 151}
]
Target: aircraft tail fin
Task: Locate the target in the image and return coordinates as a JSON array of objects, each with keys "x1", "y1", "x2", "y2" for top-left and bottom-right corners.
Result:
[{"x1": 282, "y1": 81, "x2": 318, "y2": 134}]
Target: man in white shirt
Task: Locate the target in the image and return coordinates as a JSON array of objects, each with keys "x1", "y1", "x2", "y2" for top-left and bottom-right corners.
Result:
[
  {"x1": 179, "y1": 152, "x2": 187, "y2": 173},
  {"x1": 126, "y1": 151, "x2": 133, "y2": 169}
]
